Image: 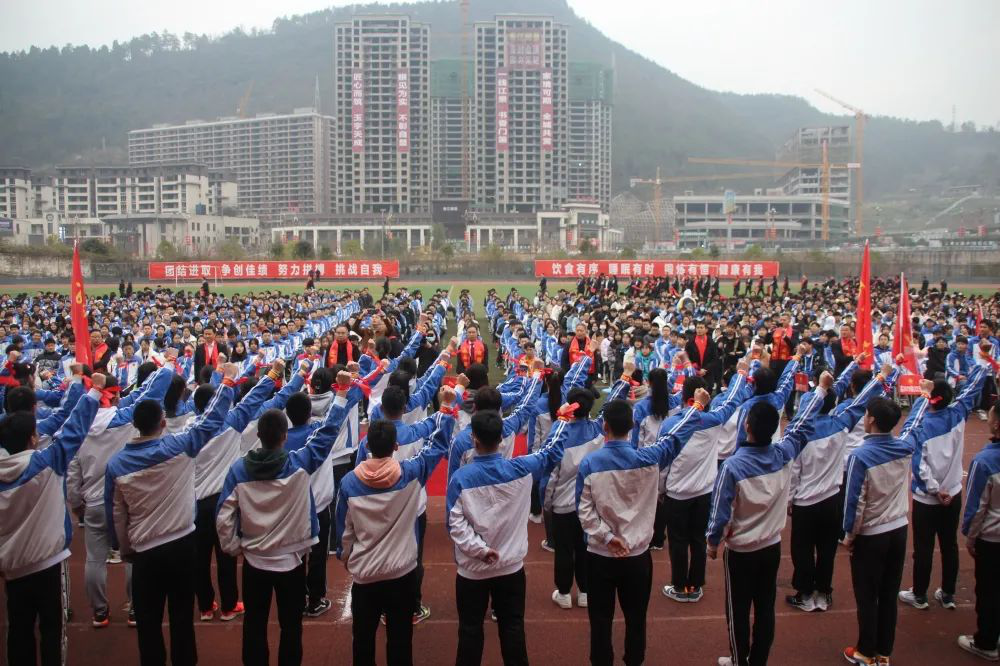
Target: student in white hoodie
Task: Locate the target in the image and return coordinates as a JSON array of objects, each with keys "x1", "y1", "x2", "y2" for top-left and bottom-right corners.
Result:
[
  {"x1": 66, "y1": 363, "x2": 175, "y2": 628},
  {"x1": 0, "y1": 373, "x2": 104, "y2": 666},
  {"x1": 336, "y1": 387, "x2": 457, "y2": 666},
  {"x1": 105, "y1": 365, "x2": 237, "y2": 666},
  {"x1": 216, "y1": 369, "x2": 362, "y2": 666}
]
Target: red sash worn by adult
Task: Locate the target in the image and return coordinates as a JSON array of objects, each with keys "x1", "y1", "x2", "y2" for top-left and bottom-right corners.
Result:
[
  {"x1": 459, "y1": 339, "x2": 485, "y2": 368},
  {"x1": 327, "y1": 340, "x2": 354, "y2": 367},
  {"x1": 203, "y1": 342, "x2": 219, "y2": 369},
  {"x1": 569, "y1": 336, "x2": 595, "y2": 374}
]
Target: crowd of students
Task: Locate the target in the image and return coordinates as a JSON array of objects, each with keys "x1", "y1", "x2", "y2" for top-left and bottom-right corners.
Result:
[{"x1": 0, "y1": 274, "x2": 998, "y2": 666}]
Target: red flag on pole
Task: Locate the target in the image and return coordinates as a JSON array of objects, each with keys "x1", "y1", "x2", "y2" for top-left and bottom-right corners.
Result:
[
  {"x1": 893, "y1": 274, "x2": 919, "y2": 375},
  {"x1": 855, "y1": 241, "x2": 874, "y2": 369},
  {"x1": 976, "y1": 303, "x2": 985, "y2": 336},
  {"x1": 70, "y1": 242, "x2": 92, "y2": 367}
]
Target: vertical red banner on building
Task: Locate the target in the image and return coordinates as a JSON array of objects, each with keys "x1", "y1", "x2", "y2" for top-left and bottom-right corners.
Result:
[
  {"x1": 396, "y1": 67, "x2": 410, "y2": 153},
  {"x1": 540, "y1": 68, "x2": 553, "y2": 152},
  {"x1": 351, "y1": 68, "x2": 364, "y2": 154},
  {"x1": 496, "y1": 68, "x2": 509, "y2": 152}
]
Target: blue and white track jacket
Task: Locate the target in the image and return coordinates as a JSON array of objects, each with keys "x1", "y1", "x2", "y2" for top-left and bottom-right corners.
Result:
[
  {"x1": 215, "y1": 391, "x2": 360, "y2": 571},
  {"x1": 0, "y1": 387, "x2": 101, "y2": 580},
  {"x1": 448, "y1": 373, "x2": 541, "y2": 479},
  {"x1": 577, "y1": 407, "x2": 702, "y2": 557},
  {"x1": 911, "y1": 366, "x2": 989, "y2": 504},
  {"x1": 336, "y1": 413, "x2": 455, "y2": 584},
  {"x1": 541, "y1": 378, "x2": 631, "y2": 515},
  {"x1": 105, "y1": 382, "x2": 234, "y2": 555},
  {"x1": 66, "y1": 367, "x2": 174, "y2": 509},
  {"x1": 658, "y1": 373, "x2": 749, "y2": 500},
  {"x1": 707, "y1": 386, "x2": 826, "y2": 553},
  {"x1": 963, "y1": 440, "x2": 1000, "y2": 543},
  {"x1": 842, "y1": 401, "x2": 929, "y2": 537},
  {"x1": 447, "y1": 418, "x2": 572, "y2": 579}
]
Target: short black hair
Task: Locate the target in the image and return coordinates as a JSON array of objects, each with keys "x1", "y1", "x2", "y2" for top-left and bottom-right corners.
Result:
[
  {"x1": 473, "y1": 386, "x2": 502, "y2": 412},
  {"x1": 310, "y1": 368, "x2": 334, "y2": 394},
  {"x1": 745, "y1": 402, "x2": 780, "y2": 445},
  {"x1": 381, "y1": 386, "x2": 407, "y2": 418},
  {"x1": 930, "y1": 380, "x2": 953, "y2": 410},
  {"x1": 681, "y1": 376, "x2": 708, "y2": 403},
  {"x1": 602, "y1": 399, "x2": 634, "y2": 438},
  {"x1": 366, "y1": 419, "x2": 397, "y2": 458},
  {"x1": 5, "y1": 386, "x2": 36, "y2": 414},
  {"x1": 820, "y1": 390, "x2": 838, "y2": 415},
  {"x1": 850, "y1": 371, "x2": 873, "y2": 397},
  {"x1": 133, "y1": 399, "x2": 165, "y2": 436},
  {"x1": 257, "y1": 409, "x2": 289, "y2": 449},
  {"x1": 465, "y1": 363, "x2": 489, "y2": 390},
  {"x1": 0, "y1": 412, "x2": 37, "y2": 454},
  {"x1": 566, "y1": 387, "x2": 595, "y2": 419},
  {"x1": 866, "y1": 397, "x2": 902, "y2": 433},
  {"x1": 236, "y1": 377, "x2": 259, "y2": 404},
  {"x1": 285, "y1": 392, "x2": 312, "y2": 426},
  {"x1": 388, "y1": 370, "x2": 413, "y2": 400},
  {"x1": 752, "y1": 367, "x2": 777, "y2": 395},
  {"x1": 471, "y1": 410, "x2": 503, "y2": 450},
  {"x1": 135, "y1": 362, "x2": 158, "y2": 387},
  {"x1": 193, "y1": 384, "x2": 215, "y2": 414}
]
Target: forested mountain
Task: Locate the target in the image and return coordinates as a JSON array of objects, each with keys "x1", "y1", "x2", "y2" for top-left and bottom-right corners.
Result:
[{"x1": 1, "y1": 0, "x2": 997, "y2": 197}]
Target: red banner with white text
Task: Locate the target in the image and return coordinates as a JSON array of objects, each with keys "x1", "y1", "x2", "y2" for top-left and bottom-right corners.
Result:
[
  {"x1": 149, "y1": 261, "x2": 399, "y2": 281},
  {"x1": 534, "y1": 260, "x2": 780, "y2": 279}
]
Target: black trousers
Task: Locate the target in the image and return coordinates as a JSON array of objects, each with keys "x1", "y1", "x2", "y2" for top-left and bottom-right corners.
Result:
[
  {"x1": 724, "y1": 543, "x2": 781, "y2": 666},
  {"x1": 455, "y1": 569, "x2": 529, "y2": 666},
  {"x1": 587, "y1": 550, "x2": 653, "y2": 666},
  {"x1": 665, "y1": 493, "x2": 711, "y2": 589},
  {"x1": 306, "y1": 506, "x2": 331, "y2": 605},
  {"x1": 351, "y1": 569, "x2": 418, "y2": 666},
  {"x1": 415, "y1": 511, "x2": 427, "y2": 612},
  {"x1": 132, "y1": 532, "x2": 198, "y2": 666},
  {"x1": 5, "y1": 562, "x2": 63, "y2": 666},
  {"x1": 974, "y1": 539, "x2": 1000, "y2": 651},
  {"x1": 850, "y1": 525, "x2": 907, "y2": 657},
  {"x1": 911, "y1": 496, "x2": 961, "y2": 596},
  {"x1": 242, "y1": 561, "x2": 305, "y2": 666},
  {"x1": 552, "y1": 511, "x2": 588, "y2": 595},
  {"x1": 195, "y1": 492, "x2": 238, "y2": 612},
  {"x1": 650, "y1": 495, "x2": 668, "y2": 550},
  {"x1": 790, "y1": 495, "x2": 841, "y2": 595}
]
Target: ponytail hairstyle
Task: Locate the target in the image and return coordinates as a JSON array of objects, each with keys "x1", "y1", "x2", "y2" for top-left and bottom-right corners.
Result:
[
  {"x1": 647, "y1": 368, "x2": 671, "y2": 419},
  {"x1": 546, "y1": 369, "x2": 564, "y2": 420}
]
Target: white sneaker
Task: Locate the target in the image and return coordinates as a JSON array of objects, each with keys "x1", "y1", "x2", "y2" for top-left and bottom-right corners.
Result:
[
  {"x1": 718, "y1": 658, "x2": 734, "y2": 666},
  {"x1": 540, "y1": 540, "x2": 554, "y2": 553},
  {"x1": 551, "y1": 590, "x2": 572, "y2": 610},
  {"x1": 815, "y1": 592, "x2": 831, "y2": 612},
  {"x1": 528, "y1": 513, "x2": 543, "y2": 524},
  {"x1": 898, "y1": 588, "x2": 929, "y2": 609},
  {"x1": 935, "y1": 588, "x2": 957, "y2": 609},
  {"x1": 958, "y1": 634, "x2": 1000, "y2": 661},
  {"x1": 577, "y1": 592, "x2": 588, "y2": 608},
  {"x1": 106, "y1": 550, "x2": 122, "y2": 564},
  {"x1": 979, "y1": 410, "x2": 989, "y2": 421}
]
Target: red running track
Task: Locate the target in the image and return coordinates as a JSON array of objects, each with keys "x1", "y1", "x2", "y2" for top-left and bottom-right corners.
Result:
[{"x1": 1, "y1": 426, "x2": 992, "y2": 665}]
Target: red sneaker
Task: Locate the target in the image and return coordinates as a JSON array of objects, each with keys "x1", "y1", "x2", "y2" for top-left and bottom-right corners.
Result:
[
  {"x1": 199, "y1": 601, "x2": 218, "y2": 622},
  {"x1": 843, "y1": 647, "x2": 875, "y2": 665},
  {"x1": 220, "y1": 601, "x2": 245, "y2": 622}
]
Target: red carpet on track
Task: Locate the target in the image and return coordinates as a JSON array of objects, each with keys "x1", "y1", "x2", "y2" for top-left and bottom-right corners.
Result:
[{"x1": 425, "y1": 433, "x2": 528, "y2": 496}]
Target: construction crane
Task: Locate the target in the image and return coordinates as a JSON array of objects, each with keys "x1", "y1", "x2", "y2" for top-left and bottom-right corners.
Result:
[
  {"x1": 815, "y1": 89, "x2": 867, "y2": 237},
  {"x1": 237, "y1": 81, "x2": 255, "y2": 118},
  {"x1": 631, "y1": 169, "x2": 784, "y2": 245},
  {"x1": 688, "y1": 153, "x2": 856, "y2": 242}
]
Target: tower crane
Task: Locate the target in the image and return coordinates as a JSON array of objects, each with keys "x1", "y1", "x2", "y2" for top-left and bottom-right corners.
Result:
[
  {"x1": 815, "y1": 89, "x2": 868, "y2": 236},
  {"x1": 687, "y1": 153, "x2": 857, "y2": 241}
]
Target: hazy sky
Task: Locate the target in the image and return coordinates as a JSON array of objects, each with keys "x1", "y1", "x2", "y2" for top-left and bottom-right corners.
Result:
[{"x1": 2, "y1": 0, "x2": 997, "y2": 126}]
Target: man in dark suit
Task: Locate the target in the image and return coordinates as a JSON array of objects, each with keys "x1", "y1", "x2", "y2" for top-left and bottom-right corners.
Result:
[
  {"x1": 684, "y1": 321, "x2": 720, "y2": 392},
  {"x1": 193, "y1": 327, "x2": 229, "y2": 379}
]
